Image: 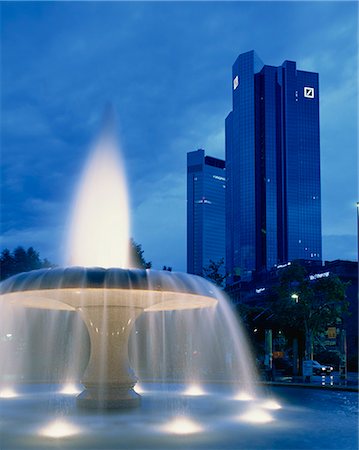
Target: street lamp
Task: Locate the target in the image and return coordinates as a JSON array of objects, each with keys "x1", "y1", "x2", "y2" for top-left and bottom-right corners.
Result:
[{"x1": 291, "y1": 293, "x2": 299, "y2": 303}]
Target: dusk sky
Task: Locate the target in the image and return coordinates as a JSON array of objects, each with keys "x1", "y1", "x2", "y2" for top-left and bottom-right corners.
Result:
[{"x1": 1, "y1": 1, "x2": 358, "y2": 271}]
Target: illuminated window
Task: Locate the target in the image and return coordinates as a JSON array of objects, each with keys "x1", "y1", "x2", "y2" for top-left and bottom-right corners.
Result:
[{"x1": 233, "y1": 75, "x2": 239, "y2": 90}]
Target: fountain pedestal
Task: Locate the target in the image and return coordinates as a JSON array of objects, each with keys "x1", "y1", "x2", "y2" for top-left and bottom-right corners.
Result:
[{"x1": 77, "y1": 305, "x2": 143, "y2": 409}]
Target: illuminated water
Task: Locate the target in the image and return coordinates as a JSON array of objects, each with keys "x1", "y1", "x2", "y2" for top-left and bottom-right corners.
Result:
[
  {"x1": 0, "y1": 110, "x2": 258, "y2": 402},
  {"x1": 2, "y1": 110, "x2": 356, "y2": 448},
  {"x1": 65, "y1": 115, "x2": 130, "y2": 268},
  {"x1": 1, "y1": 384, "x2": 357, "y2": 449}
]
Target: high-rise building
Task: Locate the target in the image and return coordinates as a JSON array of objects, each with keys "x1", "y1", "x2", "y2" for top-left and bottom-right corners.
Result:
[
  {"x1": 226, "y1": 50, "x2": 322, "y2": 282},
  {"x1": 187, "y1": 149, "x2": 226, "y2": 276}
]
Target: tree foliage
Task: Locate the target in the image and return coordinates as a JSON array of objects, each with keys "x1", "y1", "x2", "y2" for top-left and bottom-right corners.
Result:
[
  {"x1": 268, "y1": 262, "x2": 349, "y2": 358},
  {"x1": 129, "y1": 238, "x2": 152, "y2": 269},
  {"x1": 202, "y1": 258, "x2": 226, "y2": 287},
  {"x1": 0, "y1": 246, "x2": 53, "y2": 281}
]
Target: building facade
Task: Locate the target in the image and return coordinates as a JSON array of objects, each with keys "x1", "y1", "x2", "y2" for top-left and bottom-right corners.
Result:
[
  {"x1": 226, "y1": 50, "x2": 322, "y2": 282},
  {"x1": 187, "y1": 149, "x2": 226, "y2": 276}
]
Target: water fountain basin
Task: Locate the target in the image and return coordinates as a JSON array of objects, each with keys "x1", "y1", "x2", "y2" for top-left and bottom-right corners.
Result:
[{"x1": 0, "y1": 267, "x2": 218, "y2": 409}]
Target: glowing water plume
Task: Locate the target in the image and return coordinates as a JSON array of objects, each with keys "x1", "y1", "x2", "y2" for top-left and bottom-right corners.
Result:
[
  {"x1": 183, "y1": 384, "x2": 206, "y2": 396},
  {"x1": 40, "y1": 419, "x2": 81, "y2": 439},
  {"x1": 66, "y1": 109, "x2": 130, "y2": 268},
  {"x1": 134, "y1": 384, "x2": 145, "y2": 394},
  {"x1": 234, "y1": 391, "x2": 254, "y2": 401},
  {"x1": 239, "y1": 408, "x2": 274, "y2": 424},
  {"x1": 161, "y1": 417, "x2": 203, "y2": 435},
  {"x1": 0, "y1": 387, "x2": 17, "y2": 398},
  {"x1": 60, "y1": 383, "x2": 82, "y2": 395},
  {"x1": 262, "y1": 399, "x2": 282, "y2": 410}
]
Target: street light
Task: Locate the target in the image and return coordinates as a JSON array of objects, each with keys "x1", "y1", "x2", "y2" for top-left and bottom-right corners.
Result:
[{"x1": 291, "y1": 293, "x2": 299, "y2": 303}]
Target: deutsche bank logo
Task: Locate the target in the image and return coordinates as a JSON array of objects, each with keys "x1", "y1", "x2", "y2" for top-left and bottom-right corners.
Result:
[{"x1": 304, "y1": 87, "x2": 314, "y2": 98}]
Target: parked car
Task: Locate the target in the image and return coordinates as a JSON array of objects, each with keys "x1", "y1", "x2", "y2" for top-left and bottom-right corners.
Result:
[{"x1": 309, "y1": 360, "x2": 334, "y2": 375}]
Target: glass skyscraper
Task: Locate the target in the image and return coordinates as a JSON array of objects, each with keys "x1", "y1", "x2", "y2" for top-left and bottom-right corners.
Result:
[
  {"x1": 226, "y1": 50, "x2": 322, "y2": 282},
  {"x1": 187, "y1": 149, "x2": 226, "y2": 276}
]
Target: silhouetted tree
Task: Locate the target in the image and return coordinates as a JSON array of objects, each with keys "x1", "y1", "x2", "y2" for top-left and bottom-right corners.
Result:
[
  {"x1": 0, "y1": 246, "x2": 54, "y2": 281},
  {"x1": 162, "y1": 266, "x2": 172, "y2": 272},
  {"x1": 202, "y1": 258, "x2": 226, "y2": 287},
  {"x1": 0, "y1": 248, "x2": 15, "y2": 280},
  {"x1": 129, "y1": 239, "x2": 152, "y2": 269}
]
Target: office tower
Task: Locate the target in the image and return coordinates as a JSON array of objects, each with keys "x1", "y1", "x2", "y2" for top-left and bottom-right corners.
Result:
[
  {"x1": 187, "y1": 149, "x2": 226, "y2": 276},
  {"x1": 226, "y1": 50, "x2": 322, "y2": 282}
]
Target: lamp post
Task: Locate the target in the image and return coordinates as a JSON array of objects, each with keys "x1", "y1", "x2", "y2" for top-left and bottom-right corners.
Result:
[{"x1": 291, "y1": 293, "x2": 299, "y2": 376}]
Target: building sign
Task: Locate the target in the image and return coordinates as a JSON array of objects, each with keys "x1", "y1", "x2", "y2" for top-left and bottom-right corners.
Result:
[
  {"x1": 309, "y1": 271, "x2": 329, "y2": 281},
  {"x1": 304, "y1": 87, "x2": 314, "y2": 98},
  {"x1": 276, "y1": 262, "x2": 291, "y2": 269},
  {"x1": 233, "y1": 75, "x2": 239, "y2": 90},
  {"x1": 256, "y1": 287, "x2": 266, "y2": 294}
]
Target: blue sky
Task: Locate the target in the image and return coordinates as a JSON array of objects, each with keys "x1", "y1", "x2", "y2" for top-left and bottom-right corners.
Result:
[{"x1": 1, "y1": 1, "x2": 358, "y2": 271}]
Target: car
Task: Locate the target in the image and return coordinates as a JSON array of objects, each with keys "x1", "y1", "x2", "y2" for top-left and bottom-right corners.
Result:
[{"x1": 310, "y1": 360, "x2": 334, "y2": 375}]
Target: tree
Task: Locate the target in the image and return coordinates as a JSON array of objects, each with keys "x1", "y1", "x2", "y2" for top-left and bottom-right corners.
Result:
[
  {"x1": 129, "y1": 239, "x2": 152, "y2": 269},
  {"x1": 202, "y1": 258, "x2": 226, "y2": 287},
  {"x1": 0, "y1": 248, "x2": 15, "y2": 280},
  {"x1": 0, "y1": 247, "x2": 54, "y2": 281},
  {"x1": 268, "y1": 262, "x2": 349, "y2": 360}
]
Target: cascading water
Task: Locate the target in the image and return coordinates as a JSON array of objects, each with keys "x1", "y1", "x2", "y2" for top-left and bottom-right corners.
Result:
[{"x1": 0, "y1": 109, "x2": 301, "y2": 448}]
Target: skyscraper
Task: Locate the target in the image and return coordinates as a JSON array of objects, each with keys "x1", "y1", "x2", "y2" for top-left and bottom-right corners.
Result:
[
  {"x1": 187, "y1": 149, "x2": 226, "y2": 276},
  {"x1": 226, "y1": 50, "x2": 322, "y2": 282}
]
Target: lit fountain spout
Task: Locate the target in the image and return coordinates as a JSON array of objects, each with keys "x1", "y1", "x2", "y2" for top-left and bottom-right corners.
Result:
[
  {"x1": 65, "y1": 110, "x2": 130, "y2": 269},
  {"x1": 0, "y1": 110, "x2": 217, "y2": 409}
]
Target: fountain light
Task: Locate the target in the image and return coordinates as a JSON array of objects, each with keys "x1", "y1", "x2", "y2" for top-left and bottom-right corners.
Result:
[
  {"x1": 183, "y1": 384, "x2": 206, "y2": 396},
  {"x1": 134, "y1": 384, "x2": 145, "y2": 394},
  {"x1": 234, "y1": 391, "x2": 254, "y2": 401},
  {"x1": 40, "y1": 419, "x2": 81, "y2": 439},
  {"x1": 161, "y1": 417, "x2": 203, "y2": 435},
  {"x1": 261, "y1": 399, "x2": 282, "y2": 410},
  {"x1": 239, "y1": 408, "x2": 274, "y2": 424},
  {"x1": 60, "y1": 383, "x2": 82, "y2": 395},
  {"x1": 0, "y1": 387, "x2": 17, "y2": 398}
]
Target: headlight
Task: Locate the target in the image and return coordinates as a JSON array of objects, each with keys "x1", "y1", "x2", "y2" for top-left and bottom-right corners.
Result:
[
  {"x1": 321, "y1": 367, "x2": 326, "y2": 370},
  {"x1": 330, "y1": 367, "x2": 333, "y2": 370}
]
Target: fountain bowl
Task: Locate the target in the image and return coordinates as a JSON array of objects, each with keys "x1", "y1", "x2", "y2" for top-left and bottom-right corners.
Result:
[{"x1": 0, "y1": 267, "x2": 218, "y2": 408}]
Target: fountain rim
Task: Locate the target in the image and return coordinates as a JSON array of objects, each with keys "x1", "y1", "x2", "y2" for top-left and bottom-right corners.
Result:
[
  {"x1": 0, "y1": 267, "x2": 216, "y2": 293},
  {"x1": 0, "y1": 267, "x2": 219, "y2": 312}
]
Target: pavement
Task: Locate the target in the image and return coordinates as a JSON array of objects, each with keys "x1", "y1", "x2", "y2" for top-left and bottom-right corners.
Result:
[{"x1": 265, "y1": 371, "x2": 358, "y2": 391}]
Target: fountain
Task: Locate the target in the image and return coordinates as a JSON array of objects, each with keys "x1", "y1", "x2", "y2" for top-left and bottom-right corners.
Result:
[
  {"x1": 0, "y1": 110, "x2": 254, "y2": 409},
  {"x1": 1, "y1": 111, "x2": 357, "y2": 448},
  {"x1": 0, "y1": 266, "x2": 218, "y2": 408}
]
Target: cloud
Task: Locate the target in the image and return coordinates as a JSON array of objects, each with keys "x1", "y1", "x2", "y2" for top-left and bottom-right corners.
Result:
[{"x1": 1, "y1": 1, "x2": 357, "y2": 272}]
